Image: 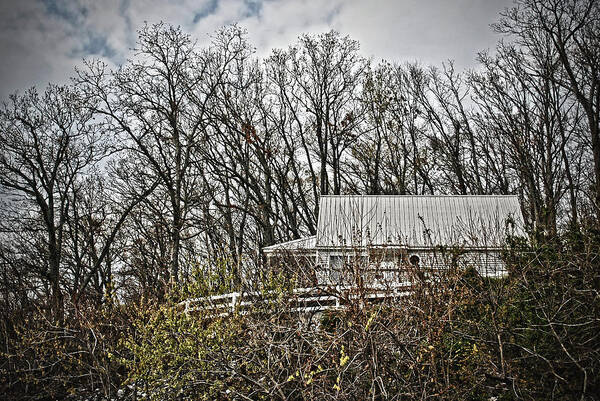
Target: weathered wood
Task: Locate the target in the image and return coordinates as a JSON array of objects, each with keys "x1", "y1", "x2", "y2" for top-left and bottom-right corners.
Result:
[{"x1": 180, "y1": 282, "x2": 413, "y2": 316}]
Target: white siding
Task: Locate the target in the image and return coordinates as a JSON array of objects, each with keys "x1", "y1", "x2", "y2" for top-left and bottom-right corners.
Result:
[{"x1": 314, "y1": 249, "x2": 507, "y2": 285}]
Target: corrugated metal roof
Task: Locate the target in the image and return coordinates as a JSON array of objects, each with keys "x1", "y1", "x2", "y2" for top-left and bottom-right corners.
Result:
[
  {"x1": 263, "y1": 236, "x2": 317, "y2": 254},
  {"x1": 315, "y1": 195, "x2": 524, "y2": 248}
]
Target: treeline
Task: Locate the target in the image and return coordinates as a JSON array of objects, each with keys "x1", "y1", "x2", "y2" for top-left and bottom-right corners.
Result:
[{"x1": 0, "y1": 0, "x2": 599, "y2": 399}]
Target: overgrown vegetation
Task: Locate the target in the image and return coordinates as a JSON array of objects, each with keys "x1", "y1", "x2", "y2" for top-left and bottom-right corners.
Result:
[{"x1": 2, "y1": 229, "x2": 598, "y2": 400}]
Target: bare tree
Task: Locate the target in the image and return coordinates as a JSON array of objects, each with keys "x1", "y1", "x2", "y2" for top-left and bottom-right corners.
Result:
[
  {"x1": 77, "y1": 23, "x2": 214, "y2": 284},
  {"x1": 267, "y1": 31, "x2": 367, "y2": 212},
  {"x1": 349, "y1": 63, "x2": 438, "y2": 195},
  {"x1": 471, "y1": 43, "x2": 586, "y2": 234},
  {"x1": 497, "y1": 0, "x2": 600, "y2": 218},
  {"x1": 418, "y1": 63, "x2": 487, "y2": 195},
  {"x1": 0, "y1": 85, "x2": 106, "y2": 319}
]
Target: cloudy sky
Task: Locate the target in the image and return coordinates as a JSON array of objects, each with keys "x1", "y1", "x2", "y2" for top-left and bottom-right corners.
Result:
[{"x1": 0, "y1": 0, "x2": 513, "y2": 100}]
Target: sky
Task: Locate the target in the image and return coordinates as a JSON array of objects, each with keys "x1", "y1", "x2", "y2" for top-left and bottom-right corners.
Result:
[{"x1": 0, "y1": 0, "x2": 514, "y2": 100}]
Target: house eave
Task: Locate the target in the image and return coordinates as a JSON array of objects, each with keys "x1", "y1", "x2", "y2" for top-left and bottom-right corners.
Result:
[
  {"x1": 313, "y1": 245, "x2": 506, "y2": 252},
  {"x1": 265, "y1": 245, "x2": 506, "y2": 255}
]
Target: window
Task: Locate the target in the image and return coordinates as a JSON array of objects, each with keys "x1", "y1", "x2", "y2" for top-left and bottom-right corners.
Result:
[
  {"x1": 329, "y1": 255, "x2": 344, "y2": 269},
  {"x1": 409, "y1": 254, "x2": 420, "y2": 267}
]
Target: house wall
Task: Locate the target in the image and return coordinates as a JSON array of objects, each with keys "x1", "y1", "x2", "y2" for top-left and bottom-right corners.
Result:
[
  {"x1": 411, "y1": 250, "x2": 506, "y2": 277},
  {"x1": 314, "y1": 248, "x2": 506, "y2": 286}
]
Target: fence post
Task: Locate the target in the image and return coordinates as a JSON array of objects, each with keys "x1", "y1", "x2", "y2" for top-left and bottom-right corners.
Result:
[{"x1": 231, "y1": 292, "x2": 238, "y2": 313}]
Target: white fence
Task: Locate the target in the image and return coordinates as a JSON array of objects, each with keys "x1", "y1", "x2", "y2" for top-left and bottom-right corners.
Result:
[{"x1": 180, "y1": 282, "x2": 414, "y2": 317}]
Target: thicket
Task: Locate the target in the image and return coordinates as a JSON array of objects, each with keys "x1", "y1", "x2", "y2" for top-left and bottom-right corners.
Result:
[{"x1": 2, "y1": 228, "x2": 599, "y2": 400}]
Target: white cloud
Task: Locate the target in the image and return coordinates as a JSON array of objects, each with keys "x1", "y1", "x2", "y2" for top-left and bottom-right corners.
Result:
[
  {"x1": 242, "y1": 0, "x2": 345, "y2": 56},
  {"x1": 0, "y1": 0, "x2": 79, "y2": 97},
  {"x1": 0, "y1": 0, "x2": 513, "y2": 100},
  {"x1": 330, "y1": 0, "x2": 512, "y2": 68}
]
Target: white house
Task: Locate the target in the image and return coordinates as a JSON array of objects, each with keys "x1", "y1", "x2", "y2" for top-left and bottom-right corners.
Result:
[{"x1": 264, "y1": 195, "x2": 525, "y2": 286}]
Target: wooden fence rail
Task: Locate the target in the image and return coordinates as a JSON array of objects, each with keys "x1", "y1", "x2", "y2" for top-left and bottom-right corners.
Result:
[{"x1": 180, "y1": 282, "x2": 414, "y2": 317}]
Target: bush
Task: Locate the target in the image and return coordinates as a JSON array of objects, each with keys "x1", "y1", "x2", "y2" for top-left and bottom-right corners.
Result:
[
  {"x1": 1, "y1": 301, "x2": 137, "y2": 400},
  {"x1": 3, "y1": 231, "x2": 599, "y2": 400}
]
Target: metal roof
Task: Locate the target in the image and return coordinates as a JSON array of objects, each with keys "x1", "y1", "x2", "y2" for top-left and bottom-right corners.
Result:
[
  {"x1": 315, "y1": 195, "x2": 524, "y2": 249},
  {"x1": 263, "y1": 236, "x2": 317, "y2": 254}
]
